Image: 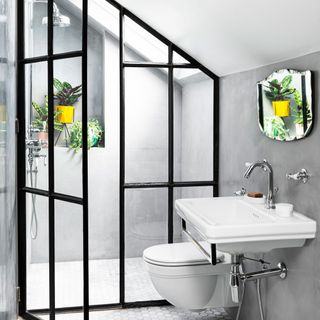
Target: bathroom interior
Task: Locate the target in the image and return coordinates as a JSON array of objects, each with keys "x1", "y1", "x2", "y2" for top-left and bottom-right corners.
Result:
[{"x1": 1, "y1": 0, "x2": 320, "y2": 320}]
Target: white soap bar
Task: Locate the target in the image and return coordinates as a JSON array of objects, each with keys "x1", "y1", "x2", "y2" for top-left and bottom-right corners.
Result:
[{"x1": 276, "y1": 203, "x2": 293, "y2": 218}]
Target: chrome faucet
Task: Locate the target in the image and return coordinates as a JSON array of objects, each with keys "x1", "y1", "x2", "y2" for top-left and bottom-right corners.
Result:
[{"x1": 244, "y1": 159, "x2": 275, "y2": 209}]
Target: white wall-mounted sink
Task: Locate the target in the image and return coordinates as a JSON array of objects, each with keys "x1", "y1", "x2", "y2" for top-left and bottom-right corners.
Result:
[{"x1": 175, "y1": 197, "x2": 317, "y2": 255}]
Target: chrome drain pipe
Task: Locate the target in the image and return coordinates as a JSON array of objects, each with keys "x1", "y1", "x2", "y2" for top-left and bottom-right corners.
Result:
[
  {"x1": 229, "y1": 255, "x2": 287, "y2": 303},
  {"x1": 240, "y1": 262, "x2": 287, "y2": 281}
]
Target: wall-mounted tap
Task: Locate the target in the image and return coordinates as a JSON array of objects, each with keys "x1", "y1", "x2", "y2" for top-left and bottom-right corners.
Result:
[
  {"x1": 244, "y1": 159, "x2": 275, "y2": 209},
  {"x1": 286, "y1": 168, "x2": 311, "y2": 184}
]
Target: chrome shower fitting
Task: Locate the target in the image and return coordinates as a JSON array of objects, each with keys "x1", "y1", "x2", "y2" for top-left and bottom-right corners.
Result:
[
  {"x1": 26, "y1": 126, "x2": 47, "y2": 240},
  {"x1": 33, "y1": 0, "x2": 71, "y2": 28},
  {"x1": 26, "y1": 126, "x2": 47, "y2": 170}
]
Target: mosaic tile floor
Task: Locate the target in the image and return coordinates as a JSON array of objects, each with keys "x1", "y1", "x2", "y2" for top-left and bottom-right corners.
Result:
[
  {"x1": 40, "y1": 306, "x2": 232, "y2": 320},
  {"x1": 27, "y1": 257, "x2": 161, "y2": 310}
]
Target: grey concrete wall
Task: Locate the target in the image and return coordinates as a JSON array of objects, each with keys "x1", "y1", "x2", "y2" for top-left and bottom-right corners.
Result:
[
  {"x1": 220, "y1": 51, "x2": 320, "y2": 320},
  {"x1": 0, "y1": 0, "x2": 17, "y2": 318}
]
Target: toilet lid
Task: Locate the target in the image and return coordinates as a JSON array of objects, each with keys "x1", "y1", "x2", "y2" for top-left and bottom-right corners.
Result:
[{"x1": 143, "y1": 242, "x2": 224, "y2": 267}]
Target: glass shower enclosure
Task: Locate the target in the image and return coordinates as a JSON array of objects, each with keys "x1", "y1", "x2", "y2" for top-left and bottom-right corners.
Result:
[{"x1": 17, "y1": 0, "x2": 219, "y2": 319}]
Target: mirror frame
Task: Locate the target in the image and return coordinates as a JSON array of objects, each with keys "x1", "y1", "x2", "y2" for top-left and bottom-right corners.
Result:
[{"x1": 257, "y1": 69, "x2": 313, "y2": 142}]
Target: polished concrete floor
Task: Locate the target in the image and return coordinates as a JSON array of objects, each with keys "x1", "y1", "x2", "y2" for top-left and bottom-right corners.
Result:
[
  {"x1": 39, "y1": 306, "x2": 232, "y2": 320},
  {"x1": 27, "y1": 257, "x2": 161, "y2": 310},
  {"x1": 28, "y1": 258, "x2": 232, "y2": 319}
]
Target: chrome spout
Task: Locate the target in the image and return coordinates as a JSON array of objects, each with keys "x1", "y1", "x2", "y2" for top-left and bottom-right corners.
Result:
[{"x1": 244, "y1": 159, "x2": 275, "y2": 209}]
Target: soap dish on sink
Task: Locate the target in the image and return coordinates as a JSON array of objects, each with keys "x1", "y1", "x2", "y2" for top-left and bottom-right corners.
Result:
[{"x1": 244, "y1": 194, "x2": 265, "y2": 204}]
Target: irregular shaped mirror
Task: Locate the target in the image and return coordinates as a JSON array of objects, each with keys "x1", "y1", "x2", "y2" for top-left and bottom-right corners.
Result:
[{"x1": 257, "y1": 69, "x2": 313, "y2": 141}]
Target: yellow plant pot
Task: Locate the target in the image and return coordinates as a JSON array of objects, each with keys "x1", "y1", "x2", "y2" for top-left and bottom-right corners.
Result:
[
  {"x1": 56, "y1": 106, "x2": 74, "y2": 124},
  {"x1": 272, "y1": 100, "x2": 290, "y2": 117}
]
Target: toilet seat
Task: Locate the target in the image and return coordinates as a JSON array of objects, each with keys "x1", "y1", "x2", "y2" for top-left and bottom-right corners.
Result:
[
  {"x1": 144, "y1": 242, "x2": 214, "y2": 267},
  {"x1": 143, "y1": 242, "x2": 231, "y2": 277}
]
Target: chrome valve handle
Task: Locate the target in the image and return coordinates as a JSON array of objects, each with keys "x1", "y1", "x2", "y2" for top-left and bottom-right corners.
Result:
[{"x1": 286, "y1": 168, "x2": 311, "y2": 184}]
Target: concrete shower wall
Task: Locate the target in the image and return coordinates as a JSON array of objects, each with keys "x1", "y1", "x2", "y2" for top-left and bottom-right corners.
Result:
[{"x1": 220, "y1": 51, "x2": 320, "y2": 320}]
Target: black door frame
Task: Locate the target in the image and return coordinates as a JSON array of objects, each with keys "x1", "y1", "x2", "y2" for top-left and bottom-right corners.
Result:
[{"x1": 17, "y1": 0, "x2": 220, "y2": 319}]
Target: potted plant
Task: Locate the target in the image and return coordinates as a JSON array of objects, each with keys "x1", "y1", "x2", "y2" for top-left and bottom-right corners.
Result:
[
  {"x1": 292, "y1": 90, "x2": 311, "y2": 138},
  {"x1": 69, "y1": 119, "x2": 103, "y2": 152},
  {"x1": 53, "y1": 78, "x2": 82, "y2": 124},
  {"x1": 264, "y1": 75, "x2": 295, "y2": 117},
  {"x1": 32, "y1": 96, "x2": 63, "y2": 143}
]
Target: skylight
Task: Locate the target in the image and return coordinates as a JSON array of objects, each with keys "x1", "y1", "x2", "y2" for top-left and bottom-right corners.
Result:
[{"x1": 65, "y1": 0, "x2": 200, "y2": 82}]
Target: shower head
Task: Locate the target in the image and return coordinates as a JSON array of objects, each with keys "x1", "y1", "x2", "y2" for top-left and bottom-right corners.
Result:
[{"x1": 41, "y1": 2, "x2": 71, "y2": 28}]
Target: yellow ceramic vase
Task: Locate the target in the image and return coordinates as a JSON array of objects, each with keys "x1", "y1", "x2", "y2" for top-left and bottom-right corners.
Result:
[
  {"x1": 272, "y1": 100, "x2": 290, "y2": 117},
  {"x1": 56, "y1": 106, "x2": 74, "y2": 124}
]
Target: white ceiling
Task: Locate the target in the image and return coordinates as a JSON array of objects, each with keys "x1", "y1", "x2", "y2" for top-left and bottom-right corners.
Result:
[{"x1": 117, "y1": 0, "x2": 320, "y2": 76}]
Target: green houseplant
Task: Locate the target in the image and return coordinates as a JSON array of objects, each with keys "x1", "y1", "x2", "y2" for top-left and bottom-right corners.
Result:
[
  {"x1": 264, "y1": 116, "x2": 289, "y2": 141},
  {"x1": 292, "y1": 90, "x2": 312, "y2": 138},
  {"x1": 53, "y1": 78, "x2": 82, "y2": 124},
  {"x1": 69, "y1": 119, "x2": 103, "y2": 152},
  {"x1": 32, "y1": 96, "x2": 63, "y2": 142},
  {"x1": 264, "y1": 75, "x2": 295, "y2": 117}
]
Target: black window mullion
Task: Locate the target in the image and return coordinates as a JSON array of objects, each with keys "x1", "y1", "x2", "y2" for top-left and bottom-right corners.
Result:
[
  {"x1": 47, "y1": 0, "x2": 55, "y2": 319},
  {"x1": 17, "y1": 0, "x2": 27, "y2": 314},
  {"x1": 119, "y1": 8, "x2": 125, "y2": 306},
  {"x1": 82, "y1": 0, "x2": 89, "y2": 318},
  {"x1": 168, "y1": 45, "x2": 174, "y2": 244},
  {"x1": 213, "y1": 79, "x2": 220, "y2": 197}
]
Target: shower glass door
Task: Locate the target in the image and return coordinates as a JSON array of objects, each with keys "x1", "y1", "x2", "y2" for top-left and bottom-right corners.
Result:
[{"x1": 18, "y1": 0, "x2": 88, "y2": 319}]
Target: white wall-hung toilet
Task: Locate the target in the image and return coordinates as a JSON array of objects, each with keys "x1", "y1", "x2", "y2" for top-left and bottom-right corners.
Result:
[{"x1": 143, "y1": 242, "x2": 236, "y2": 310}]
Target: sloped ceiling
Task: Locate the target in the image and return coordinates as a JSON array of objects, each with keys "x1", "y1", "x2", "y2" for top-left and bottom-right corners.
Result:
[{"x1": 117, "y1": 0, "x2": 320, "y2": 76}]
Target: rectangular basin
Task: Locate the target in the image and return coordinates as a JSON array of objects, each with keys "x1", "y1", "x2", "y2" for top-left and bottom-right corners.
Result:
[{"x1": 175, "y1": 196, "x2": 317, "y2": 254}]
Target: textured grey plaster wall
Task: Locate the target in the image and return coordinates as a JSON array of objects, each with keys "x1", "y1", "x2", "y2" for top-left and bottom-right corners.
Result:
[{"x1": 220, "y1": 51, "x2": 320, "y2": 320}]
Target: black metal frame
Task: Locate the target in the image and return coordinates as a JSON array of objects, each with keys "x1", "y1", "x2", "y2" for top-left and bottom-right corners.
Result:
[{"x1": 17, "y1": 0, "x2": 220, "y2": 319}]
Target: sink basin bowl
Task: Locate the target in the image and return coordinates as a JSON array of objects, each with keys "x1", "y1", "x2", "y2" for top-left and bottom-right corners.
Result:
[{"x1": 175, "y1": 196, "x2": 316, "y2": 254}]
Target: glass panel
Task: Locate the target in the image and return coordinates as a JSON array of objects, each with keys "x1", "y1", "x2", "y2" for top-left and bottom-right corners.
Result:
[
  {"x1": 55, "y1": 200, "x2": 83, "y2": 309},
  {"x1": 173, "y1": 51, "x2": 190, "y2": 64},
  {"x1": 88, "y1": 0, "x2": 120, "y2": 306},
  {"x1": 173, "y1": 187, "x2": 213, "y2": 242},
  {"x1": 125, "y1": 67, "x2": 168, "y2": 183},
  {"x1": 24, "y1": 0, "x2": 47, "y2": 58},
  {"x1": 173, "y1": 69, "x2": 214, "y2": 181},
  {"x1": 124, "y1": 16, "x2": 168, "y2": 63},
  {"x1": 87, "y1": 0, "x2": 108, "y2": 149},
  {"x1": 53, "y1": 0, "x2": 82, "y2": 54},
  {"x1": 53, "y1": 57, "x2": 82, "y2": 197},
  {"x1": 26, "y1": 194, "x2": 49, "y2": 311},
  {"x1": 25, "y1": 62, "x2": 49, "y2": 191},
  {"x1": 125, "y1": 188, "x2": 167, "y2": 302}
]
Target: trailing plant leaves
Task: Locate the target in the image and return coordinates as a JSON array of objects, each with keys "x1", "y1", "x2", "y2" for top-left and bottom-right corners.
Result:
[
  {"x1": 281, "y1": 75, "x2": 292, "y2": 90},
  {"x1": 69, "y1": 119, "x2": 103, "y2": 152}
]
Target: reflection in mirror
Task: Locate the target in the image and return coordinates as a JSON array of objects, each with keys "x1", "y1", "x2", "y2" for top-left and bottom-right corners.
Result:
[{"x1": 257, "y1": 69, "x2": 312, "y2": 141}]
